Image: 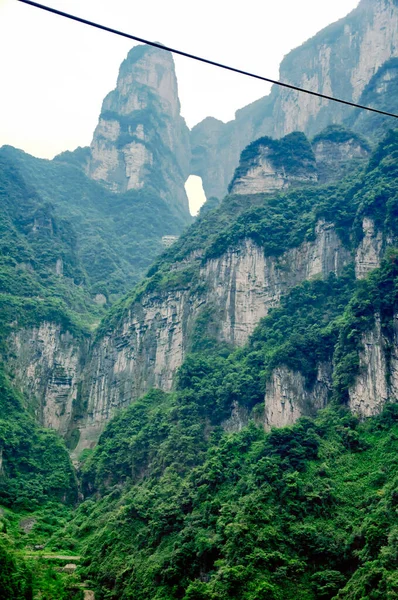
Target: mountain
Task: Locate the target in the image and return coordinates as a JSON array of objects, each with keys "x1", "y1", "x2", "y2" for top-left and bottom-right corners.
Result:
[
  {"x1": 86, "y1": 45, "x2": 191, "y2": 217},
  {"x1": 2, "y1": 2, "x2": 398, "y2": 599},
  {"x1": 191, "y1": 0, "x2": 398, "y2": 199},
  {"x1": 0, "y1": 45, "x2": 192, "y2": 307},
  {"x1": 4, "y1": 126, "x2": 392, "y2": 456},
  {"x1": 49, "y1": 130, "x2": 398, "y2": 599}
]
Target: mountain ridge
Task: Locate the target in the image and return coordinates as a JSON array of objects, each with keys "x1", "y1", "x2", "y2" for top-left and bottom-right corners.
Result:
[{"x1": 2, "y1": 4, "x2": 398, "y2": 598}]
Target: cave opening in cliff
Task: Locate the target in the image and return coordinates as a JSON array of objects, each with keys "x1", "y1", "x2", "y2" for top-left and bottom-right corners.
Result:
[{"x1": 185, "y1": 175, "x2": 207, "y2": 216}]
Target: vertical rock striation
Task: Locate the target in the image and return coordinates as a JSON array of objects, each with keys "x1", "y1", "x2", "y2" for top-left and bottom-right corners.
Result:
[
  {"x1": 87, "y1": 45, "x2": 191, "y2": 217},
  {"x1": 191, "y1": 0, "x2": 398, "y2": 199},
  {"x1": 355, "y1": 218, "x2": 384, "y2": 279},
  {"x1": 349, "y1": 314, "x2": 398, "y2": 417},
  {"x1": 312, "y1": 126, "x2": 370, "y2": 183},
  {"x1": 264, "y1": 364, "x2": 332, "y2": 430},
  {"x1": 72, "y1": 222, "x2": 352, "y2": 454},
  {"x1": 7, "y1": 324, "x2": 85, "y2": 436}
]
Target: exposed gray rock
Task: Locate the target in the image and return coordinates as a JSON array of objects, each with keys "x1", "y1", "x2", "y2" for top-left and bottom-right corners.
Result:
[
  {"x1": 191, "y1": 0, "x2": 398, "y2": 199},
  {"x1": 312, "y1": 128, "x2": 371, "y2": 183},
  {"x1": 72, "y1": 220, "x2": 351, "y2": 455},
  {"x1": 349, "y1": 314, "x2": 398, "y2": 417},
  {"x1": 87, "y1": 45, "x2": 191, "y2": 217},
  {"x1": 221, "y1": 401, "x2": 249, "y2": 433},
  {"x1": 264, "y1": 363, "x2": 332, "y2": 429},
  {"x1": 7, "y1": 323, "x2": 86, "y2": 435},
  {"x1": 355, "y1": 218, "x2": 384, "y2": 279},
  {"x1": 229, "y1": 133, "x2": 317, "y2": 196},
  {"x1": 20, "y1": 517, "x2": 36, "y2": 534}
]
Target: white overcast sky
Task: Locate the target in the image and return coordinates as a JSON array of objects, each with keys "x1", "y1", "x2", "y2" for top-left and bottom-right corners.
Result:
[{"x1": 0, "y1": 0, "x2": 359, "y2": 160}]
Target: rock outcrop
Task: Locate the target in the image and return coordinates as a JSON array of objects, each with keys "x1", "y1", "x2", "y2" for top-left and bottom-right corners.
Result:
[
  {"x1": 191, "y1": 0, "x2": 398, "y2": 198},
  {"x1": 72, "y1": 220, "x2": 351, "y2": 455},
  {"x1": 355, "y1": 218, "x2": 384, "y2": 279},
  {"x1": 264, "y1": 364, "x2": 332, "y2": 430},
  {"x1": 312, "y1": 126, "x2": 371, "y2": 183},
  {"x1": 6, "y1": 1, "x2": 398, "y2": 452},
  {"x1": 228, "y1": 133, "x2": 317, "y2": 195},
  {"x1": 7, "y1": 323, "x2": 85, "y2": 436},
  {"x1": 87, "y1": 45, "x2": 191, "y2": 217},
  {"x1": 9, "y1": 208, "x2": 392, "y2": 450},
  {"x1": 349, "y1": 314, "x2": 398, "y2": 417}
]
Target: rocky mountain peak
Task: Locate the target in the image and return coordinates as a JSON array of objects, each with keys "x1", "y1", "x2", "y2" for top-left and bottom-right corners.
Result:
[
  {"x1": 106, "y1": 44, "x2": 181, "y2": 120},
  {"x1": 87, "y1": 45, "x2": 191, "y2": 216},
  {"x1": 191, "y1": 0, "x2": 398, "y2": 200},
  {"x1": 228, "y1": 132, "x2": 317, "y2": 195}
]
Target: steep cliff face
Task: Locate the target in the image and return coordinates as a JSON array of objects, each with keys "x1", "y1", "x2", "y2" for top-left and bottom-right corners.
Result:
[
  {"x1": 7, "y1": 323, "x2": 85, "y2": 436},
  {"x1": 355, "y1": 217, "x2": 385, "y2": 279},
  {"x1": 4, "y1": 10, "x2": 397, "y2": 450},
  {"x1": 312, "y1": 126, "x2": 371, "y2": 183},
  {"x1": 348, "y1": 314, "x2": 398, "y2": 417},
  {"x1": 72, "y1": 220, "x2": 352, "y2": 454},
  {"x1": 261, "y1": 216, "x2": 394, "y2": 428},
  {"x1": 264, "y1": 363, "x2": 332, "y2": 429},
  {"x1": 191, "y1": 0, "x2": 398, "y2": 198},
  {"x1": 87, "y1": 45, "x2": 191, "y2": 216},
  {"x1": 8, "y1": 128, "x2": 397, "y2": 448},
  {"x1": 350, "y1": 57, "x2": 398, "y2": 140},
  {"x1": 273, "y1": 0, "x2": 398, "y2": 137}
]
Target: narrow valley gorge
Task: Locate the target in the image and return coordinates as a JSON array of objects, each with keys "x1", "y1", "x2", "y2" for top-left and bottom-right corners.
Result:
[{"x1": 2, "y1": 0, "x2": 398, "y2": 598}]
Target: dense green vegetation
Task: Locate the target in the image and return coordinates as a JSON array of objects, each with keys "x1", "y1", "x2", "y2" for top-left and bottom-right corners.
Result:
[
  {"x1": 0, "y1": 368, "x2": 81, "y2": 597},
  {"x1": 45, "y1": 248, "x2": 398, "y2": 599},
  {"x1": 70, "y1": 404, "x2": 398, "y2": 600},
  {"x1": 0, "y1": 144, "x2": 190, "y2": 303},
  {"x1": 0, "y1": 369, "x2": 77, "y2": 509},
  {"x1": 1, "y1": 117, "x2": 398, "y2": 599},
  {"x1": 48, "y1": 123, "x2": 398, "y2": 595},
  {"x1": 0, "y1": 153, "x2": 98, "y2": 342},
  {"x1": 99, "y1": 129, "x2": 398, "y2": 337},
  {"x1": 0, "y1": 531, "x2": 84, "y2": 600}
]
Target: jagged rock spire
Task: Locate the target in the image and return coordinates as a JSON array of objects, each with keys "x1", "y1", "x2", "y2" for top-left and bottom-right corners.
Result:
[{"x1": 87, "y1": 44, "x2": 191, "y2": 216}]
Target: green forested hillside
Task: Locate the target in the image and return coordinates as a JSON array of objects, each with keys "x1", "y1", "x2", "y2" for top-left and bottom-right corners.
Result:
[
  {"x1": 0, "y1": 137, "x2": 190, "y2": 598},
  {"x1": 40, "y1": 131, "x2": 398, "y2": 599},
  {"x1": 48, "y1": 250, "x2": 398, "y2": 600},
  {"x1": 1, "y1": 129, "x2": 398, "y2": 599},
  {"x1": 71, "y1": 405, "x2": 398, "y2": 600},
  {"x1": 0, "y1": 145, "x2": 190, "y2": 303},
  {"x1": 99, "y1": 129, "x2": 398, "y2": 338},
  {"x1": 0, "y1": 152, "x2": 100, "y2": 342},
  {"x1": 0, "y1": 368, "x2": 80, "y2": 598}
]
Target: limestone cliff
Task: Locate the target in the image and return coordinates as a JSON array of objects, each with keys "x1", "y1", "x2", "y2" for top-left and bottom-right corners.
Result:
[
  {"x1": 228, "y1": 133, "x2": 317, "y2": 195},
  {"x1": 355, "y1": 217, "x2": 385, "y2": 279},
  {"x1": 87, "y1": 45, "x2": 191, "y2": 217},
  {"x1": 72, "y1": 220, "x2": 352, "y2": 455},
  {"x1": 8, "y1": 127, "x2": 396, "y2": 450},
  {"x1": 7, "y1": 323, "x2": 86, "y2": 438},
  {"x1": 5, "y1": 1, "x2": 398, "y2": 449},
  {"x1": 312, "y1": 126, "x2": 371, "y2": 183},
  {"x1": 191, "y1": 0, "x2": 398, "y2": 198},
  {"x1": 264, "y1": 364, "x2": 332, "y2": 430},
  {"x1": 8, "y1": 208, "x2": 388, "y2": 449},
  {"x1": 349, "y1": 314, "x2": 398, "y2": 417}
]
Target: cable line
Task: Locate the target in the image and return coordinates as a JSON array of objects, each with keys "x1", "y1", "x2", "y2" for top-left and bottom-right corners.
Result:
[{"x1": 17, "y1": 0, "x2": 398, "y2": 120}]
